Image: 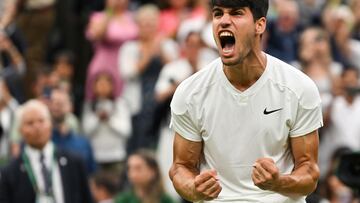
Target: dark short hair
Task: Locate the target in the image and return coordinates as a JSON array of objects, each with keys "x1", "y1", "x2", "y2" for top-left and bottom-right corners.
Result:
[{"x1": 210, "y1": 0, "x2": 269, "y2": 20}]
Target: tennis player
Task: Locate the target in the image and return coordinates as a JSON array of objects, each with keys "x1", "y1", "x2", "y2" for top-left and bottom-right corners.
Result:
[{"x1": 169, "y1": 0, "x2": 323, "y2": 202}]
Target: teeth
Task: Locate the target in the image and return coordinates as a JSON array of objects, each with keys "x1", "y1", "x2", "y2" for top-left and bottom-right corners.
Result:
[{"x1": 219, "y1": 31, "x2": 234, "y2": 37}]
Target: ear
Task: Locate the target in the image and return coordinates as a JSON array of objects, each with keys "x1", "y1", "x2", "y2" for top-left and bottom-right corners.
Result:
[{"x1": 255, "y1": 17, "x2": 267, "y2": 35}]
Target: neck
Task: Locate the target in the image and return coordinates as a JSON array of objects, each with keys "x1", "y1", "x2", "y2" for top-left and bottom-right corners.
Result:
[
  {"x1": 345, "y1": 95, "x2": 355, "y2": 104},
  {"x1": 134, "y1": 186, "x2": 146, "y2": 198},
  {"x1": 223, "y1": 51, "x2": 267, "y2": 91}
]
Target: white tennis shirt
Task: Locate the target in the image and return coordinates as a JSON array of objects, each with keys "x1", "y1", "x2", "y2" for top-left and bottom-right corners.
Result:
[{"x1": 170, "y1": 54, "x2": 323, "y2": 203}]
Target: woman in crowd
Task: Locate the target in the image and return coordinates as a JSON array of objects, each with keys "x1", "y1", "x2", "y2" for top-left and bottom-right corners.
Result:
[
  {"x1": 82, "y1": 70, "x2": 132, "y2": 175},
  {"x1": 115, "y1": 149, "x2": 175, "y2": 203},
  {"x1": 86, "y1": 0, "x2": 138, "y2": 100}
]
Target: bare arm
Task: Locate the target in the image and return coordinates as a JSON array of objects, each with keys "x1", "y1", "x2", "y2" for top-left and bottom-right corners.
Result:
[
  {"x1": 169, "y1": 133, "x2": 222, "y2": 202},
  {"x1": 0, "y1": 0, "x2": 18, "y2": 30},
  {"x1": 87, "y1": 12, "x2": 112, "y2": 42},
  {"x1": 252, "y1": 130, "x2": 320, "y2": 196}
]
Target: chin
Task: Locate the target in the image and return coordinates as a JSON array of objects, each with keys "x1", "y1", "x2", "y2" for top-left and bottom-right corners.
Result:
[{"x1": 221, "y1": 56, "x2": 243, "y2": 66}]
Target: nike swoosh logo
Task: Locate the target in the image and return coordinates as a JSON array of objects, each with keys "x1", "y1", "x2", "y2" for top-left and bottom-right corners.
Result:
[{"x1": 263, "y1": 108, "x2": 283, "y2": 115}]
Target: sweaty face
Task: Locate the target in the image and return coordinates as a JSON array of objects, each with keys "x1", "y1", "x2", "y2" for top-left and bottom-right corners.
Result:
[{"x1": 212, "y1": 6, "x2": 257, "y2": 66}]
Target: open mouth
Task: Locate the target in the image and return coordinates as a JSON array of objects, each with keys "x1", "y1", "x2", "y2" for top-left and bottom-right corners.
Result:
[{"x1": 219, "y1": 31, "x2": 235, "y2": 54}]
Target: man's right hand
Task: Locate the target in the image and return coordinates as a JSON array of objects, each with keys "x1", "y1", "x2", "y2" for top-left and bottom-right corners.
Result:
[{"x1": 194, "y1": 169, "x2": 222, "y2": 201}]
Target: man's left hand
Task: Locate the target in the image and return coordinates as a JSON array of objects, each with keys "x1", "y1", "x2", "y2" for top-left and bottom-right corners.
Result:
[{"x1": 252, "y1": 158, "x2": 280, "y2": 191}]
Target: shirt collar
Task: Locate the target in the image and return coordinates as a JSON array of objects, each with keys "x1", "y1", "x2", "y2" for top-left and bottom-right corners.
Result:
[{"x1": 25, "y1": 141, "x2": 54, "y2": 167}]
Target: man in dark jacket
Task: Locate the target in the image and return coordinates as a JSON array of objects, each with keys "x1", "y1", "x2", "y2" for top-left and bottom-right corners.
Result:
[{"x1": 0, "y1": 99, "x2": 93, "y2": 203}]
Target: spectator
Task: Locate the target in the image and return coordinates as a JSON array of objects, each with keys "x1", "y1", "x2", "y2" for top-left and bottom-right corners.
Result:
[
  {"x1": 158, "y1": 0, "x2": 190, "y2": 38},
  {"x1": 0, "y1": 99, "x2": 93, "y2": 203},
  {"x1": 119, "y1": 4, "x2": 179, "y2": 153},
  {"x1": 52, "y1": 50, "x2": 75, "y2": 93},
  {"x1": 155, "y1": 31, "x2": 207, "y2": 201},
  {"x1": 115, "y1": 149, "x2": 175, "y2": 203},
  {"x1": 0, "y1": 79, "x2": 18, "y2": 166},
  {"x1": 351, "y1": 0, "x2": 360, "y2": 40},
  {"x1": 85, "y1": 0, "x2": 138, "y2": 101},
  {"x1": 322, "y1": 5, "x2": 360, "y2": 69},
  {"x1": 294, "y1": 27, "x2": 343, "y2": 112},
  {"x1": 90, "y1": 171, "x2": 119, "y2": 203},
  {"x1": 49, "y1": 88, "x2": 96, "y2": 174},
  {"x1": 82, "y1": 71, "x2": 131, "y2": 175},
  {"x1": 0, "y1": 31, "x2": 26, "y2": 104},
  {"x1": 265, "y1": 0, "x2": 303, "y2": 62},
  {"x1": 5, "y1": 0, "x2": 57, "y2": 95},
  {"x1": 319, "y1": 68, "x2": 360, "y2": 178},
  {"x1": 323, "y1": 147, "x2": 354, "y2": 203}
]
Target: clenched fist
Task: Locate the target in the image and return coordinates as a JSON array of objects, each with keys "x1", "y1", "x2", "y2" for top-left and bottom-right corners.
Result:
[
  {"x1": 194, "y1": 169, "x2": 222, "y2": 201},
  {"x1": 252, "y1": 158, "x2": 280, "y2": 191}
]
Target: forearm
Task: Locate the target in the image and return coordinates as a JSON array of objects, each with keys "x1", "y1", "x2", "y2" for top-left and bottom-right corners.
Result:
[
  {"x1": 0, "y1": 1, "x2": 17, "y2": 29},
  {"x1": 170, "y1": 164, "x2": 201, "y2": 202},
  {"x1": 88, "y1": 14, "x2": 112, "y2": 41},
  {"x1": 7, "y1": 46, "x2": 23, "y2": 67},
  {"x1": 275, "y1": 162, "x2": 320, "y2": 196}
]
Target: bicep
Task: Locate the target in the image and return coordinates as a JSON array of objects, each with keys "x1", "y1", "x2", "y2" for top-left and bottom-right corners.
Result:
[
  {"x1": 173, "y1": 132, "x2": 203, "y2": 172},
  {"x1": 290, "y1": 130, "x2": 319, "y2": 169}
]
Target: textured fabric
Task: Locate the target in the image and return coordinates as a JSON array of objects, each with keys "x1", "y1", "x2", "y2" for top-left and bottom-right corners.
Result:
[{"x1": 170, "y1": 54, "x2": 323, "y2": 202}]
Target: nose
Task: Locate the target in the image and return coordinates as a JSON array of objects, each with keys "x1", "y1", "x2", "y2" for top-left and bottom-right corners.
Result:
[{"x1": 220, "y1": 13, "x2": 231, "y2": 28}]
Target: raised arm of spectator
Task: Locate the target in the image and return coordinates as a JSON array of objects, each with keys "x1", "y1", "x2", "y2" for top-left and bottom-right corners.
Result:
[
  {"x1": 106, "y1": 98, "x2": 132, "y2": 138},
  {"x1": 86, "y1": 12, "x2": 112, "y2": 42},
  {"x1": 81, "y1": 102, "x2": 101, "y2": 137},
  {"x1": 0, "y1": 0, "x2": 18, "y2": 30},
  {"x1": 0, "y1": 32, "x2": 25, "y2": 74}
]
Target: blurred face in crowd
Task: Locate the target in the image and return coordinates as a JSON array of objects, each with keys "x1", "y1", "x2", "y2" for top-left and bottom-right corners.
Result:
[
  {"x1": 184, "y1": 32, "x2": 203, "y2": 64},
  {"x1": 49, "y1": 89, "x2": 71, "y2": 125},
  {"x1": 136, "y1": 6, "x2": 159, "y2": 40},
  {"x1": 54, "y1": 58, "x2": 74, "y2": 81},
  {"x1": 342, "y1": 69, "x2": 359, "y2": 89},
  {"x1": 299, "y1": 28, "x2": 331, "y2": 62},
  {"x1": 94, "y1": 73, "x2": 113, "y2": 99},
  {"x1": 106, "y1": 0, "x2": 128, "y2": 10},
  {"x1": 276, "y1": 0, "x2": 299, "y2": 33},
  {"x1": 127, "y1": 154, "x2": 156, "y2": 188},
  {"x1": 20, "y1": 101, "x2": 52, "y2": 150}
]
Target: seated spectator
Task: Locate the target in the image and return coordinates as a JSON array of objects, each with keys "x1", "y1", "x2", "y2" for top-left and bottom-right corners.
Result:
[
  {"x1": 50, "y1": 88, "x2": 96, "y2": 174},
  {"x1": 0, "y1": 79, "x2": 18, "y2": 166},
  {"x1": 90, "y1": 171, "x2": 119, "y2": 203},
  {"x1": 0, "y1": 99, "x2": 93, "y2": 203},
  {"x1": 82, "y1": 71, "x2": 131, "y2": 175},
  {"x1": 115, "y1": 149, "x2": 175, "y2": 203}
]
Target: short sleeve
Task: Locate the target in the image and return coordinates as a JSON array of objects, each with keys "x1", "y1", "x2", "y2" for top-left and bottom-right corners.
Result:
[
  {"x1": 170, "y1": 84, "x2": 202, "y2": 142},
  {"x1": 289, "y1": 79, "x2": 324, "y2": 137}
]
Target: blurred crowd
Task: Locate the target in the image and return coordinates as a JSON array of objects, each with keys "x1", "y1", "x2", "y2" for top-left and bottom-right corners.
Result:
[{"x1": 0, "y1": 0, "x2": 359, "y2": 202}]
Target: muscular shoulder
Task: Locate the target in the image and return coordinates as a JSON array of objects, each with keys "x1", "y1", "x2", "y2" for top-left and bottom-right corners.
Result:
[
  {"x1": 171, "y1": 58, "x2": 221, "y2": 114},
  {"x1": 268, "y1": 55, "x2": 321, "y2": 109}
]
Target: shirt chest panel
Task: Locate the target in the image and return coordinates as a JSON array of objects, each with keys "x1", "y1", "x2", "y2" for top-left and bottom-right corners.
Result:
[{"x1": 198, "y1": 84, "x2": 293, "y2": 164}]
